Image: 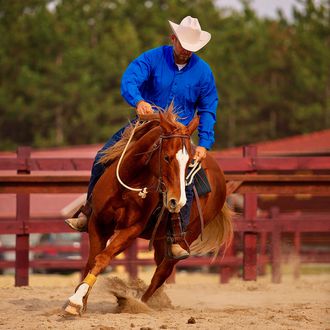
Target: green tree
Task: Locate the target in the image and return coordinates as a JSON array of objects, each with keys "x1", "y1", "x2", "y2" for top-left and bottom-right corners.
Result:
[{"x1": 0, "y1": 0, "x2": 329, "y2": 150}]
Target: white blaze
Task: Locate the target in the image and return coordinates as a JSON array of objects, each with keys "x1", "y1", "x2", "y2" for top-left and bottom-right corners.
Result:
[{"x1": 176, "y1": 146, "x2": 189, "y2": 208}]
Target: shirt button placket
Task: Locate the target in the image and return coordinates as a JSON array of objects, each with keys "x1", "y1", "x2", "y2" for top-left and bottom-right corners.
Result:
[{"x1": 169, "y1": 72, "x2": 180, "y2": 103}]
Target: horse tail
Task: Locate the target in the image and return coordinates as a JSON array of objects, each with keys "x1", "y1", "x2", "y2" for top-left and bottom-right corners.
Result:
[{"x1": 190, "y1": 202, "x2": 234, "y2": 260}]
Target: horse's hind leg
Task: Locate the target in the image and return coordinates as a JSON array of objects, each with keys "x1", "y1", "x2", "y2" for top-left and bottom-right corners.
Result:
[{"x1": 64, "y1": 213, "x2": 111, "y2": 316}]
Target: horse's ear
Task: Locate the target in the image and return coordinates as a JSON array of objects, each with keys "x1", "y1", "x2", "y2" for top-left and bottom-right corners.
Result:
[{"x1": 187, "y1": 116, "x2": 199, "y2": 135}]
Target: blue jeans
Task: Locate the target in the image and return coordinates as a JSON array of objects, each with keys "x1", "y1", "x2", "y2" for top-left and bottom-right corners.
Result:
[
  {"x1": 87, "y1": 124, "x2": 129, "y2": 198},
  {"x1": 180, "y1": 184, "x2": 194, "y2": 231}
]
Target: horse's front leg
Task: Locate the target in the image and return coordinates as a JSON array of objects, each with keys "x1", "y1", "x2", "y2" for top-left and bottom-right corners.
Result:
[
  {"x1": 141, "y1": 239, "x2": 178, "y2": 303},
  {"x1": 91, "y1": 221, "x2": 143, "y2": 273},
  {"x1": 65, "y1": 220, "x2": 144, "y2": 315},
  {"x1": 141, "y1": 219, "x2": 203, "y2": 304},
  {"x1": 64, "y1": 213, "x2": 111, "y2": 316},
  {"x1": 141, "y1": 258, "x2": 178, "y2": 303}
]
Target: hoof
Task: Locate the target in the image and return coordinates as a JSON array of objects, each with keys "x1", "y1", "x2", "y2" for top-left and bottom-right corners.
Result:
[
  {"x1": 64, "y1": 301, "x2": 83, "y2": 316},
  {"x1": 64, "y1": 282, "x2": 90, "y2": 316}
]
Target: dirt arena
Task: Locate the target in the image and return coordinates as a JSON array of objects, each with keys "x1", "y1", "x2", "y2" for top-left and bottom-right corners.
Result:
[{"x1": 0, "y1": 269, "x2": 329, "y2": 330}]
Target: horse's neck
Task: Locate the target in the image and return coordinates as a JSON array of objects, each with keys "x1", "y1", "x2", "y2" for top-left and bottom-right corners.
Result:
[
  {"x1": 122, "y1": 126, "x2": 161, "y2": 178},
  {"x1": 128, "y1": 125, "x2": 160, "y2": 156}
]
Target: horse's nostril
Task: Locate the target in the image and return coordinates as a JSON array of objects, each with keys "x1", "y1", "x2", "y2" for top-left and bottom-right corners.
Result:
[{"x1": 169, "y1": 198, "x2": 177, "y2": 209}]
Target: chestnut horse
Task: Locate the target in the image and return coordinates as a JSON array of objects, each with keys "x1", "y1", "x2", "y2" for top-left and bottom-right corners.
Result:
[{"x1": 64, "y1": 107, "x2": 233, "y2": 315}]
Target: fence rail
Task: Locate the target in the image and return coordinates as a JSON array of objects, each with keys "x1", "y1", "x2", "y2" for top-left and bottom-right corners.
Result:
[
  {"x1": 2, "y1": 155, "x2": 330, "y2": 172},
  {"x1": 1, "y1": 173, "x2": 330, "y2": 194},
  {"x1": 0, "y1": 146, "x2": 329, "y2": 286}
]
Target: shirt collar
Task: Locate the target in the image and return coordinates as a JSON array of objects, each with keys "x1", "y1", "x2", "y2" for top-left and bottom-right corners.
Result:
[{"x1": 165, "y1": 45, "x2": 196, "y2": 71}]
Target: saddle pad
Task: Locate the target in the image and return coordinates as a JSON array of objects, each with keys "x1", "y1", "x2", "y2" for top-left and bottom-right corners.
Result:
[{"x1": 193, "y1": 166, "x2": 211, "y2": 196}]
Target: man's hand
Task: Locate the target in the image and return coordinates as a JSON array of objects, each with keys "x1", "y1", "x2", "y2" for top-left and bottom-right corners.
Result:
[
  {"x1": 194, "y1": 146, "x2": 207, "y2": 162},
  {"x1": 136, "y1": 100, "x2": 153, "y2": 115}
]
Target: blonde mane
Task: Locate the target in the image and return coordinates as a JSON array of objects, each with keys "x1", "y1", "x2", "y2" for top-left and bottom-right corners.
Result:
[{"x1": 99, "y1": 104, "x2": 184, "y2": 165}]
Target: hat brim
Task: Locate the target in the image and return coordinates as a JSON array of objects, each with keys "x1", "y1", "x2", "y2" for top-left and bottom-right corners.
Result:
[{"x1": 168, "y1": 20, "x2": 211, "y2": 52}]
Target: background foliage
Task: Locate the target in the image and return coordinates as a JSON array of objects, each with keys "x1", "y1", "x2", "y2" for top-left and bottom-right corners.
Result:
[{"x1": 0, "y1": 0, "x2": 329, "y2": 150}]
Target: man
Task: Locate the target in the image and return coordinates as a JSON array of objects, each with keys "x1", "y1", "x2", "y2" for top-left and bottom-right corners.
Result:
[{"x1": 66, "y1": 16, "x2": 218, "y2": 259}]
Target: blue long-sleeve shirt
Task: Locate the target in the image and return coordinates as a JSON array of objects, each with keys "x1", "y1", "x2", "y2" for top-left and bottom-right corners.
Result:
[{"x1": 121, "y1": 46, "x2": 218, "y2": 149}]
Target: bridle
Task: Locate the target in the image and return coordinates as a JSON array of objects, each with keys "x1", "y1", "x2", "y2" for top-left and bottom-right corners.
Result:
[{"x1": 116, "y1": 121, "x2": 190, "y2": 199}]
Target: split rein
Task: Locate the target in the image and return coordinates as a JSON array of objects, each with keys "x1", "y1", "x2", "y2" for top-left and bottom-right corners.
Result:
[
  {"x1": 116, "y1": 122, "x2": 148, "y2": 198},
  {"x1": 116, "y1": 121, "x2": 190, "y2": 198}
]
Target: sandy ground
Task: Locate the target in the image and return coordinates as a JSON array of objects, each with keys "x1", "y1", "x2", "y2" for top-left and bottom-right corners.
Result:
[{"x1": 0, "y1": 269, "x2": 329, "y2": 330}]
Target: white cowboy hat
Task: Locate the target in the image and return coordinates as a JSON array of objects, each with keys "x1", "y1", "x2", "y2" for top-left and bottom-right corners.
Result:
[{"x1": 168, "y1": 16, "x2": 211, "y2": 52}]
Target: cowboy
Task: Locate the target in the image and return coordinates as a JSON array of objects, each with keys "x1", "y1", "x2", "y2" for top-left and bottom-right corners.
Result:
[{"x1": 66, "y1": 16, "x2": 218, "y2": 259}]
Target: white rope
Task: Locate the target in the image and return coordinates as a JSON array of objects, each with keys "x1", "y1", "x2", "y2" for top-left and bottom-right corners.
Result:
[
  {"x1": 116, "y1": 121, "x2": 148, "y2": 198},
  {"x1": 186, "y1": 161, "x2": 201, "y2": 186}
]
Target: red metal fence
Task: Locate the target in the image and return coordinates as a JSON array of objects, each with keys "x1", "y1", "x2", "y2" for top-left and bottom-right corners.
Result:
[{"x1": 0, "y1": 146, "x2": 329, "y2": 286}]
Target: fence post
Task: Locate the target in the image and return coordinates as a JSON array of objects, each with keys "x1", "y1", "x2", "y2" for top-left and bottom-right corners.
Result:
[
  {"x1": 293, "y1": 231, "x2": 301, "y2": 279},
  {"x1": 259, "y1": 232, "x2": 267, "y2": 275},
  {"x1": 15, "y1": 146, "x2": 31, "y2": 286},
  {"x1": 80, "y1": 233, "x2": 89, "y2": 280},
  {"x1": 220, "y1": 242, "x2": 235, "y2": 283},
  {"x1": 243, "y1": 146, "x2": 258, "y2": 281},
  {"x1": 125, "y1": 240, "x2": 138, "y2": 280},
  {"x1": 271, "y1": 207, "x2": 281, "y2": 283}
]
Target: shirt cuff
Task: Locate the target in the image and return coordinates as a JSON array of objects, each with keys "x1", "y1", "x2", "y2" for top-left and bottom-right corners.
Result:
[
  {"x1": 198, "y1": 139, "x2": 212, "y2": 150},
  {"x1": 134, "y1": 97, "x2": 144, "y2": 108}
]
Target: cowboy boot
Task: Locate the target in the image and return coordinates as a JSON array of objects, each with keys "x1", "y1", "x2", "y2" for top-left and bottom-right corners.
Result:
[
  {"x1": 65, "y1": 199, "x2": 92, "y2": 232},
  {"x1": 169, "y1": 213, "x2": 189, "y2": 260}
]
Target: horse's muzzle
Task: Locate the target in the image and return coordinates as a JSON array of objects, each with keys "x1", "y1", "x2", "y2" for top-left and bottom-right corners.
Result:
[{"x1": 167, "y1": 198, "x2": 185, "y2": 213}]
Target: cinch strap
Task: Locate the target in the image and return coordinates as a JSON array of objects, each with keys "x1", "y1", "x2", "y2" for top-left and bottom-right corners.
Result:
[{"x1": 83, "y1": 273, "x2": 97, "y2": 287}]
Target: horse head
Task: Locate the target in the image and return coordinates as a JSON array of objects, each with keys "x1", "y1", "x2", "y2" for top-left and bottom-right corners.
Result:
[{"x1": 157, "y1": 109, "x2": 199, "y2": 213}]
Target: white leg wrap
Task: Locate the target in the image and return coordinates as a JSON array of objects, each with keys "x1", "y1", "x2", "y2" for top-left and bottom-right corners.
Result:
[{"x1": 68, "y1": 283, "x2": 89, "y2": 306}]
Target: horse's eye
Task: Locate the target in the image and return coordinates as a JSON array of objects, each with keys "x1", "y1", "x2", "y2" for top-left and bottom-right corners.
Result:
[{"x1": 164, "y1": 155, "x2": 170, "y2": 163}]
